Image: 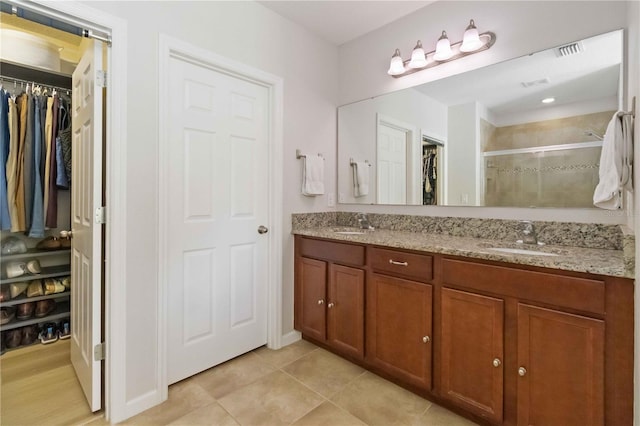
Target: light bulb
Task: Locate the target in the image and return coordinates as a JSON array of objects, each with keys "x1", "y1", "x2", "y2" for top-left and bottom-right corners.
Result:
[
  {"x1": 433, "y1": 31, "x2": 453, "y2": 61},
  {"x1": 387, "y1": 49, "x2": 406, "y2": 75},
  {"x1": 460, "y1": 19, "x2": 484, "y2": 52},
  {"x1": 408, "y1": 40, "x2": 428, "y2": 69}
]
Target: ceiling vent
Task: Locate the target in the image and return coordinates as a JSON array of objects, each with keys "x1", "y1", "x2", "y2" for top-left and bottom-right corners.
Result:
[
  {"x1": 521, "y1": 77, "x2": 550, "y2": 88},
  {"x1": 556, "y1": 41, "x2": 584, "y2": 57}
]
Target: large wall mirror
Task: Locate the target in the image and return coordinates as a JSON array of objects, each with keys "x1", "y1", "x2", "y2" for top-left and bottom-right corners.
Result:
[{"x1": 337, "y1": 30, "x2": 623, "y2": 207}]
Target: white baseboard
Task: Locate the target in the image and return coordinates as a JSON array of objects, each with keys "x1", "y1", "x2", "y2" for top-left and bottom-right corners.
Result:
[{"x1": 281, "y1": 330, "x2": 302, "y2": 347}]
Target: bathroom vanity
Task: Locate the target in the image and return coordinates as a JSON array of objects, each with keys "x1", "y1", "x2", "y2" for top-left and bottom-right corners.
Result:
[{"x1": 293, "y1": 225, "x2": 633, "y2": 426}]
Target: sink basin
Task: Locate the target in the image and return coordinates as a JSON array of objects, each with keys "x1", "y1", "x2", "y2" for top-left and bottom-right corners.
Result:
[
  {"x1": 333, "y1": 231, "x2": 366, "y2": 235},
  {"x1": 487, "y1": 247, "x2": 559, "y2": 257}
]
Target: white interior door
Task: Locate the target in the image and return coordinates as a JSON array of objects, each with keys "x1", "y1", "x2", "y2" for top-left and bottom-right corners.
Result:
[
  {"x1": 167, "y1": 56, "x2": 269, "y2": 384},
  {"x1": 71, "y1": 39, "x2": 103, "y2": 412},
  {"x1": 377, "y1": 123, "x2": 407, "y2": 204}
]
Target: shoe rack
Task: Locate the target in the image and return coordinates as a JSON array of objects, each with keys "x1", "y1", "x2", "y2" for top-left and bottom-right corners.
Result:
[{"x1": 1, "y1": 242, "x2": 71, "y2": 350}]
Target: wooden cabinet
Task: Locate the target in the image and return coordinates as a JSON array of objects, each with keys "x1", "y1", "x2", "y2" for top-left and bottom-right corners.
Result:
[
  {"x1": 517, "y1": 304, "x2": 604, "y2": 426},
  {"x1": 367, "y1": 273, "x2": 432, "y2": 389},
  {"x1": 440, "y1": 288, "x2": 504, "y2": 423},
  {"x1": 294, "y1": 236, "x2": 633, "y2": 426},
  {"x1": 295, "y1": 237, "x2": 365, "y2": 359}
]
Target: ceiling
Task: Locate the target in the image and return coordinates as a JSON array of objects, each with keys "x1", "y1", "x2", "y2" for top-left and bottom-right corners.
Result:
[
  {"x1": 414, "y1": 30, "x2": 622, "y2": 119},
  {"x1": 258, "y1": 0, "x2": 434, "y2": 45}
]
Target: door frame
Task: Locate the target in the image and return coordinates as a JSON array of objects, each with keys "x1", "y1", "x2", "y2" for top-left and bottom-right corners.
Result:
[
  {"x1": 157, "y1": 34, "x2": 284, "y2": 400},
  {"x1": 16, "y1": 0, "x2": 129, "y2": 422}
]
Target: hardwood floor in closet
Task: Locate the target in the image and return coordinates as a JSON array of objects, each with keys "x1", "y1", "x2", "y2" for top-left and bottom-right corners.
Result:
[{"x1": 1, "y1": 341, "x2": 104, "y2": 425}]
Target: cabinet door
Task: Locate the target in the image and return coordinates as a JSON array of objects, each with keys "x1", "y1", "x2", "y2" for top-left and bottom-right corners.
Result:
[
  {"x1": 441, "y1": 288, "x2": 504, "y2": 423},
  {"x1": 298, "y1": 257, "x2": 327, "y2": 342},
  {"x1": 367, "y1": 273, "x2": 432, "y2": 389},
  {"x1": 517, "y1": 304, "x2": 604, "y2": 426},
  {"x1": 327, "y1": 264, "x2": 364, "y2": 359}
]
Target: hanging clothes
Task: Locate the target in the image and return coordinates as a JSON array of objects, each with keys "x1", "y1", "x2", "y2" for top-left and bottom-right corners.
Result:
[
  {"x1": 0, "y1": 90, "x2": 11, "y2": 230},
  {"x1": 28, "y1": 95, "x2": 45, "y2": 238},
  {"x1": 15, "y1": 93, "x2": 28, "y2": 230},
  {"x1": 23, "y1": 91, "x2": 34, "y2": 231},
  {"x1": 46, "y1": 95, "x2": 59, "y2": 228},
  {"x1": 7, "y1": 95, "x2": 21, "y2": 231}
]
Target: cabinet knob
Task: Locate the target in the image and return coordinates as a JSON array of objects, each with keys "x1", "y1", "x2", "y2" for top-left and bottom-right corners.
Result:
[
  {"x1": 328, "y1": 302, "x2": 335, "y2": 308},
  {"x1": 422, "y1": 336, "x2": 430, "y2": 343},
  {"x1": 518, "y1": 367, "x2": 527, "y2": 376},
  {"x1": 493, "y1": 358, "x2": 501, "y2": 368},
  {"x1": 317, "y1": 299, "x2": 324, "y2": 305}
]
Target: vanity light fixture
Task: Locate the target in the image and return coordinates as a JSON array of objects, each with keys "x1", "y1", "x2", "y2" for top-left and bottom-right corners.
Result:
[
  {"x1": 387, "y1": 19, "x2": 496, "y2": 78},
  {"x1": 541, "y1": 97, "x2": 556, "y2": 104}
]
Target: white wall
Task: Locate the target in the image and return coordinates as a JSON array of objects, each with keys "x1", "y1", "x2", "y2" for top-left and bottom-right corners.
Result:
[
  {"x1": 337, "y1": 0, "x2": 629, "y2": 225},
  {"x1": 337, "y1": 88, "x2": 446, "y2": 204},
  {"x1": 81, "y1": 0, "x2": 338, "y2": 419}
]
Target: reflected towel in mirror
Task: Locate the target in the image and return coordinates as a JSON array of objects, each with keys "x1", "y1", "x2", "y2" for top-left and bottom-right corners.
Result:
[{"x1": 353, "y1": 161, "x2": 369, "y2": 197}]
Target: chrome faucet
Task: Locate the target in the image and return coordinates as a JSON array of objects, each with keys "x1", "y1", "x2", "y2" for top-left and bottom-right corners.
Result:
[
  {"x1": 519, "y1": 221, "x2": 538, "y2": 245},
  {"x1": 355, "y1": 213, "x2": 374, "y2": 230}
]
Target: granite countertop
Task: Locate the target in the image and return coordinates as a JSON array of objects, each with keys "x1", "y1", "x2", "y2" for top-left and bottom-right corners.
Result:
[{"x1": 293, "y1": 227, "x2": 633, "y2": 279}]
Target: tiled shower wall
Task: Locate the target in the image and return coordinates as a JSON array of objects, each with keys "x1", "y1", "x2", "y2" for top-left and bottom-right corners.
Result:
[{"x1": 482, "y1": 111, "x2": 614, "y2": 207}]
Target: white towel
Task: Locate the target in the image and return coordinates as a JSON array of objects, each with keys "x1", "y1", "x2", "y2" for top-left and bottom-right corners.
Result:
[
  {"x1": 593, "y1": 111, "x2": 632, "y2": 209},
  {"x1": 352, "y1": 161, "x2": 369, "y2": 197},
  {"x1": 301, "y1": 154, "x2": 324, "y2": 196}
]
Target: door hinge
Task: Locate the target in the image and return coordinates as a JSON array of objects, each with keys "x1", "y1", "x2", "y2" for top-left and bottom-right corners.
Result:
[
  {"x1": 94, "y1": 342, "x2": 105, "y2": 361},
  {"x1": 96, "y1": 70, "x2": 107, "y2": 88},
  {"x1": 95, "y1": 206, "x2": 106, "y2": 224}
]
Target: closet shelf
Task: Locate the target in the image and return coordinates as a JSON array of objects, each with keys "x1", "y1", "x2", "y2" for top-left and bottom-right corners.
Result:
[
  {"x1": 1, "y1": 291, "x2": 70, "y2": 308},
  {"x1": 0, "y1": 266, "x2": 71, "y2": 285},
  {"x1": 0, "y1": 302, "x2": 70, "y2": 331},
  {"x1": 1, "y1": 248, "x2": 70, "y2": 261}
]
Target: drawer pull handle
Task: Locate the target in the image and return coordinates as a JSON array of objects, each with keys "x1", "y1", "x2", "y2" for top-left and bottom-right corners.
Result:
[
  {"x1": 493, "y1": 358, "x2": 501, "y2": 368},
  {"x1": 389, "y1": 260, "x2": 409, "y2": 266},
  {"x1": 317, "y1": 299, "x2": 324, "y2": 305},
  {"x1": 422, "y1": 336, "x2": 430, "y2": 343}
]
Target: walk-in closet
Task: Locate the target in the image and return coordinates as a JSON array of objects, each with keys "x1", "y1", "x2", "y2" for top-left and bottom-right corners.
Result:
[{"x1": 0, "y1": 5, "x2": 106, "y2": 424}]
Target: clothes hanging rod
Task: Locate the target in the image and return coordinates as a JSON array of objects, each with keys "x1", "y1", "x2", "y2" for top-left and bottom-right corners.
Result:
[
  {"x1": 0, "y1": 74, "x2": 72, "y2": 94},
  {"x1": 0, "y1": 60, "x2": 72, "y2": 91},
  {"x1": 296, "y1": 149, "x2": 324, "y2": 159}
]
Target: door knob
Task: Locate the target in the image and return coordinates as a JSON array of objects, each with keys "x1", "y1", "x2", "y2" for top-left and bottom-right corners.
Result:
[
  {"x1": 493, "y1": 358, "x2": 501, "y2": 368},
  {"x1": 258, "y1": 225, "x2": 269, "y2": 234},
  {"x1": 60, "y1": 230, "x2": 73, "y2": 238},
  {"x1": 518, "y1": 367, "x2": 527, "y2": 376}
]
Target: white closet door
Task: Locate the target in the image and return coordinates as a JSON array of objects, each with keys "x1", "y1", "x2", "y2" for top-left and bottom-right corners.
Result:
[
  {"x1": 70, "y1": 39, "x2": 103, "y2": 412},
  {"x1": 167, "y1": 56, "x2": 269, "y2": 384},
  {"x1": 377, "y1": 123, "x2": 407, "y2": 204}
]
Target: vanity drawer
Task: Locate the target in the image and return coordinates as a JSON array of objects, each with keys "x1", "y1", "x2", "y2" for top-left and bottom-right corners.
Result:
[
  {"x1": 370, "y1": 247, "x2": 433, "y2": 283},
  {"x1": 442, "y1": 258, "x2": 605, "y2": 315},
  {"x1": 299, "y1": 237, "x2": 365, "y2": 267}
]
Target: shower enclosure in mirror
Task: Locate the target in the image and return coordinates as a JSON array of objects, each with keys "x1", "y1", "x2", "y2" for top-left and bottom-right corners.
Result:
[{"x1": 337, "y1": 29, "x2": 622, "y2": 207}]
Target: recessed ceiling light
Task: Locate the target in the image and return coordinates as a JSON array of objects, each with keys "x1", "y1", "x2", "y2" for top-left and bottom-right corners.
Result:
[{"x1": 542, "y1": 97, "x2": 555, "y2": 104}]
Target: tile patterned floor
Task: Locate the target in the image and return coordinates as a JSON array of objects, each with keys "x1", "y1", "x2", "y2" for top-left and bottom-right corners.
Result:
[{"x1": 123, "y1": 340, "x2": 478, "y2": 426}]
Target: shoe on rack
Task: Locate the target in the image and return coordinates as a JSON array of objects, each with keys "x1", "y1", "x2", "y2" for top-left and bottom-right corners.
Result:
[
  {"x1": 16, "y1": 302, "x2": 35, "y2": 320},
  {"x1": 9, "y1": 282, "x2": 28, "y2": 299},
  {"x1": 26, "y1": 280, "x2": 44, "y2": 298},
  {"x1": 36, "y1": 236, "x2": 61, "y2": 251},
  {"x1": 60, "y1": 276, "x2": 71, "y2": 290},
  {"x1": 35, "y1": 300, "x2": 56, "y2": 318},
  {"x1": 6, "y1": 329, "x2": 22, "y2": 348},
  {"x1": 0, "y1": 286, "x2": 11, "y2": 302},
  {"x1": 39, "y1": 323, "x2": 58, "y2": 345},
  {"x1": 58, "y1": 319, "x2": 71, "y2": 340},
  {"x1": 59, "y1": 236, "x2": 71, "y2": 249},
  {"x1": 0, "y1": 307, "x2": 16, "y2": 325},
  {"x1": 44, "y1": 279, "x2": 66, "y2": 295},
  {"x1": 21, "y1": 324, "x2": 39, "y2": 345}
]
